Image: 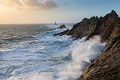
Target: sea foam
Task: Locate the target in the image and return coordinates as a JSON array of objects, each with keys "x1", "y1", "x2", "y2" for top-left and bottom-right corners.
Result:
[
  {"x1": 0, "y1": 24, "x2": 106, "y2": 80},
  {"x1": 54, "y1": 35, "x2": 106, "y2": 80},
  {"x1": 7, "y1": 35, "x2": 106, "y2": 80}
]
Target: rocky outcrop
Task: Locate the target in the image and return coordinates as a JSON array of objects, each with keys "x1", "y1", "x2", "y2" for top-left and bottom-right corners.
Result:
[
  {"x1": 58, "y1": 24, "x2": 66, "y2": 29},
  {"x1": 78, "y1": 24, "x2": 120, "y2": 80},
  {"x1": 57, "y1": 10, "x2": 120, "y2": 80},
  {"x1": 58, "y1": 10, "x2": 118, "y2": 41}
]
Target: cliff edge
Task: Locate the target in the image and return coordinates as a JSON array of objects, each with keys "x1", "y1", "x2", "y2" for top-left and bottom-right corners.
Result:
[{"x1": 58, "y1": 10, "x2": 120, "y2": 80}]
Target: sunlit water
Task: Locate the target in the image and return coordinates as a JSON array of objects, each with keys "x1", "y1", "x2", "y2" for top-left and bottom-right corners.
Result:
[{"x1": 0, "y1": 24, "x2": 106, "y2": 80}]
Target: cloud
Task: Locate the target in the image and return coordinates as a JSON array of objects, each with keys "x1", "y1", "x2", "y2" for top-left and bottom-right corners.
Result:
[{"x1": 0, "y1": 0, "x2": 57, "y2": 9}]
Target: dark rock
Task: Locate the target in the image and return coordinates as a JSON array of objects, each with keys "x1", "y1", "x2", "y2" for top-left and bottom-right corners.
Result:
[
  {"x1": 78, "y1": 11, "x2": 120, "y2": 80},
  {"x1": 58, "y1": 10, "x2": 119, "y2": 41},
  {"x1": 53, "y1": 29, "x2": 69, "y2": 36},
  {"x1": 57, "y1": 10, "x2": 120, "y2": 80},
  {"x1": 58, "y1": 24, "x2": 66, "y2": 29},
  {"x1": 79, "y1": 35, "x2": 120, "y2": 80}
]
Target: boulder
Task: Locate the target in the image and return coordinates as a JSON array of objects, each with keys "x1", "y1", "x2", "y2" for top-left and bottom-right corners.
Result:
[{"x1": 58, "y1": 24, "x2": 66, "y2": 29}]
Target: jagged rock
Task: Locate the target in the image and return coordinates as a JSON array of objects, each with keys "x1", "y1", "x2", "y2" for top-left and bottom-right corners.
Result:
[
  {"x1": 58, "y1": 24, "x2": 66, "y2": 29},
  {"x1": 78, "y1": 11, "x2": 120, "y2": 80},
  {"x1": 53, "y1": 29, "x2": 69, "y2": 36},
  {"x1": 79, "y1": 35, "x2": 120, "y2": 80},
  {"x1": 57, "y1": 10, "x2": 120, "y2": 80},
  {"x1": 58, "y1": 10, "x2": 119, "y2": 41}
]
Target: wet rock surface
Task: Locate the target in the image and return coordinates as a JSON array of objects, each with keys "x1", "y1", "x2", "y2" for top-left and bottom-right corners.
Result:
[
  {"x1": 58, "y1": 24, "x2": 66, "y2": 29},
  {"x1": 58, "y1": 10, "x2": 120, "y2": 80}
]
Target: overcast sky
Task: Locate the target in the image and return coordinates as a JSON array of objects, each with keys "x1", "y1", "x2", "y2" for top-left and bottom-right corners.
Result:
[{"x1": 0, "y1": 0, "x2": 120, "y2": 24}]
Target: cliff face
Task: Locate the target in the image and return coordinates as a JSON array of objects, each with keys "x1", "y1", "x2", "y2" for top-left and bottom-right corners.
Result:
[
  {"x1": 58, "y1": 10, "x2": 119, "y2": 41},
  {"x1": 58, "y1": 10, "x2": 120, "y2": 80},
  {"x1": 78, "y1": 25, "x2": 120, "y2": 80}
]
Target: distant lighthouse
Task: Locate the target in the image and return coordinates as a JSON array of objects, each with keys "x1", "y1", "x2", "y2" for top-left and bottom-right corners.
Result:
[{"x1": 55, "y1": 22, "x2": 57, "y2": 25}]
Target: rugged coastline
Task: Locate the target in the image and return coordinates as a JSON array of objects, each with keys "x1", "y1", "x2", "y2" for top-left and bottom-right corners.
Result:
[{"x1": 57, "y1": 10, "x2": 120, "y2": 80}]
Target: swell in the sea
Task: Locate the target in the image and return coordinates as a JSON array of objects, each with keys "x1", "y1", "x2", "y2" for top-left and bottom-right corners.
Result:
[{"x1": 0, "y1": 24, "x2": 106, "y2": 80}]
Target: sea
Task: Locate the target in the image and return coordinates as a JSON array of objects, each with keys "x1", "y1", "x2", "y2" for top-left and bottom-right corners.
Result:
[{"x1": 0, "y1": 24, "x2": 106, "y2": 80}]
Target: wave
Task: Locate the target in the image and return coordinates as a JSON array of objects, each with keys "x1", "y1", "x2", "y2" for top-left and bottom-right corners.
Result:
[{"x1": 0, "y1": 24, "x2": 106, "y2": 80}]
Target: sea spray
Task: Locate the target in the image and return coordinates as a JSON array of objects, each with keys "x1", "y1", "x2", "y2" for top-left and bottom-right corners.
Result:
[
  {"x1": 6, "y1": 35, "x2": 105, "y2": 80},
  {"x1": 1, "y1": 24, "x2": 106, "y2": 80},
  {"x1": 55, "y1": 36, "x2": 106, "y2": 80}
]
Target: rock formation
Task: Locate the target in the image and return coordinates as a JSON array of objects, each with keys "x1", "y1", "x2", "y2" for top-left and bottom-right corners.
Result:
[
  {"x1": 57, "y1": 10, "x2": 120, "y2": 80},
  {"x1": 78, "y1": 24, "x2": 120, "y2": 80},
  {"x1": 58, "y1": 24, "x2": 66, "y2": 29}
]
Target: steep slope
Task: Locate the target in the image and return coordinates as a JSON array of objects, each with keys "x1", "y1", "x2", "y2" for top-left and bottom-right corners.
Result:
[
  {"x1": 78, "y1": 24, "x2": 120, "y2": 80},
  {"x1": 58, "y1": 10, "x2": 118, "y2": 40},
  {"x1": 57, "y1": 10, "x2": 120, "y2": 80}
]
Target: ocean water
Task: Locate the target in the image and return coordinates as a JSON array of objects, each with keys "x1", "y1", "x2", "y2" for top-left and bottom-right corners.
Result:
[{"x1": 0, "y1": 24, "x2": 106, "y2": 80}]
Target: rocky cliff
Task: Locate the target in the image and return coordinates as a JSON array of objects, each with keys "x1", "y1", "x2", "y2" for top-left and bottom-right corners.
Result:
[{"x1": 58, "y1": 10, "x2": 120, "y2": 80}]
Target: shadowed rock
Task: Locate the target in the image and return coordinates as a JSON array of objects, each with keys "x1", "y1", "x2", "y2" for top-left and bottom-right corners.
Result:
[
  {"x1": 58, "y1": 10, "x2": 118, "y2": 41},
  {"x1": 78, "y1": 24, "x2": 120, "y2": 80},
  {"x1": 56, "y1": 10, "x2": 120, "y2": 80},
  {"x1": 58, "y1": 24, "x2": 66, "y2": 29}
]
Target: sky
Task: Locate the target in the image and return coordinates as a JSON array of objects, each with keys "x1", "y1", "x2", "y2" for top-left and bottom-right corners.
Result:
[{"x1": 0, "y1": 0, "x2": 120, "y2": 24}]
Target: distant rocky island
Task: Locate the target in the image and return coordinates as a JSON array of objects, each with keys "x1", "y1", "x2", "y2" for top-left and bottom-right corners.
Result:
[{"x1": 57, "y1": 10, "x2": 120, "y2": 80}]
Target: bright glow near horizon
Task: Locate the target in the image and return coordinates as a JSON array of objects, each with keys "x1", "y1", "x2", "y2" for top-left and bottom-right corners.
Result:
[{"x1": 0, "y1": 0, "x2": 120, "y2": 24}]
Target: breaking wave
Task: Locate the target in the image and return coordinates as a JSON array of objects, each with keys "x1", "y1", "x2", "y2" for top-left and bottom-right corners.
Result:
[{"x1": 0, "y1": 24, "x2": 106, "y2": 80}]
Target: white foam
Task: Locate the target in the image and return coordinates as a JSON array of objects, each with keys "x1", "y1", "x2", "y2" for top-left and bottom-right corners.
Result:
[
  {"x1": 5, "y1": 33, "x2": 105, "y2": 80},
  {"x1": 55, "y1": 35, "x2": 106, "y2": 80},
  {"x1": 46, "y1": 24, "x2": 73, "y2": 33},
  {"x1": 8, "y1": 73, "x2": 54, "y2": 80},
  {"x1": 47, "y1": 24, "x2": 59, "y2": 29}
]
